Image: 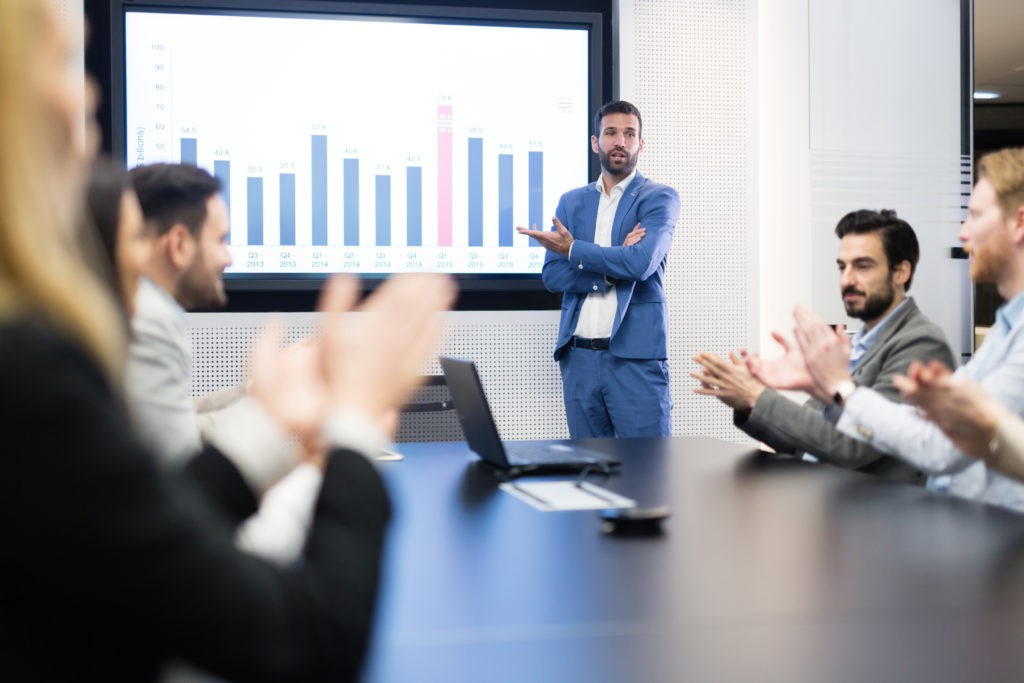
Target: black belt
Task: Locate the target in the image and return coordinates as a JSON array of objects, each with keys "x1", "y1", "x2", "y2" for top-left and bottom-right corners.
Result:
[{"x1": 571, "y1": 336, "x2": 610, "y2": 350}]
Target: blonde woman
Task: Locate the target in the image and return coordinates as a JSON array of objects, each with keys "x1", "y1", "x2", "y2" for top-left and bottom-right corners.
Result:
[{"x1": 0, "y1": 1, "x2": 455, "y2": 680}]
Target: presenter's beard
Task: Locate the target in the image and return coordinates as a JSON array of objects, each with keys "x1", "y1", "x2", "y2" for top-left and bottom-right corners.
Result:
[{"x1": 599, "y1": 146, "x2": 638, "y2": 178}]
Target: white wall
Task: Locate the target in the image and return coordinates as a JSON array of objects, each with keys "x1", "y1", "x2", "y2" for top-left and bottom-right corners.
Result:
[
  {"x1": 806, "y1": 0, "x2": 970, "y2": 360},
  {"x1": 755, "y1": 0, "x2": 813, "y2": 363}
]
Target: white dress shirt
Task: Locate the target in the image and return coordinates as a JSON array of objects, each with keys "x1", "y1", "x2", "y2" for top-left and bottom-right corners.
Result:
[{"x1": 573, "y1": 169, "x2": 637, "y2": 339}]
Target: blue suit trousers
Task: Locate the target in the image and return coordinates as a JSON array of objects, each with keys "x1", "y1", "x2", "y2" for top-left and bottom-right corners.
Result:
[{"x1": 559, "y1": 347, "x2": 672, "y2": 438}]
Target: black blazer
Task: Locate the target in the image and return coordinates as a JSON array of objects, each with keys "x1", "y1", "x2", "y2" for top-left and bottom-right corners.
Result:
[{"x1": 0, "y1": 317, "x2": 390, "y2": 682}]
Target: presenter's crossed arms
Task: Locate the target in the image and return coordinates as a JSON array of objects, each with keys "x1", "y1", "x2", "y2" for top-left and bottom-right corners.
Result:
[{"x1": 517, "y1": 217, "x2": 645, "y2": 256}]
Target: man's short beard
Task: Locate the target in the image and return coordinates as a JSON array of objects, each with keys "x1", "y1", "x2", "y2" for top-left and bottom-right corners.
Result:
[
  {"x1": 599, "y1": 148, "x2": 638, "y2": 178},
  {"x1": 843, "y1": 281, "x2": 896, "y2": 322},
  {"x1": 176, "y1": 260, "x2": 227, "y2": 311}
]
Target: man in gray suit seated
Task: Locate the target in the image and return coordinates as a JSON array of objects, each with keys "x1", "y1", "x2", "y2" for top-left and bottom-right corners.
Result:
[
  {"x1": 692, "y1": 209, "x2": 954, "y2": 483},
  {"x1": 126, "y1": 163, "x2": 320, "y2": 568}
]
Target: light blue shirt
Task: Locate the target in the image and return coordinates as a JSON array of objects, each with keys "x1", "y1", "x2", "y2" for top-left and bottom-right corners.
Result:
[
  {"x1": 819, "y1": 298, "x2": 911, "y2": 427},
  {"x1": 848, "y1": 298, "x2": 910, "y2": 372},
  {"x1": 836, "y1": 288, "x2": 1024, "y2": 512}
]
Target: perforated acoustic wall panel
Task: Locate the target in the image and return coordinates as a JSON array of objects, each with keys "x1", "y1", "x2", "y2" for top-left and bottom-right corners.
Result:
[
  {"x1": 623, "y1": 0, "x2": 758, "y2": 441},
  {"x1": 186, "y1": 310, "x2": 565, "y2": 443}
]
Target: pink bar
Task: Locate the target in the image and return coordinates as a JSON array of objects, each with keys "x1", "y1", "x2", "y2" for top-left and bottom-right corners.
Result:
[{"x1": 437, "y1": 105, "x2": 453, "y2": 247}]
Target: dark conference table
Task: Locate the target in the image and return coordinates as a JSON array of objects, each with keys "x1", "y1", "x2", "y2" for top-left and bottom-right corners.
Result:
[{"x1": 361, "y1": 437, "x2": 1024, "y2": 682}]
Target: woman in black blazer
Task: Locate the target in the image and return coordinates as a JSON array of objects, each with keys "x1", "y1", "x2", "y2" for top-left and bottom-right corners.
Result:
[{"x1": 0, "y1": 2, "x2": 454, "y2": 680}]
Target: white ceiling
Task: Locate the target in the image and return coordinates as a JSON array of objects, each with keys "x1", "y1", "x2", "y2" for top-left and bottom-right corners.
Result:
[{"x1": 975, "y1": 0, "x2": 1024, "y2": 103}]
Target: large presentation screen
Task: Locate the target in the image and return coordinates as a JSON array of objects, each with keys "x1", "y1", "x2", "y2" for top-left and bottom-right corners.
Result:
[{"x1": 119, "y1": 5, "x2": 596, "y2": 285}]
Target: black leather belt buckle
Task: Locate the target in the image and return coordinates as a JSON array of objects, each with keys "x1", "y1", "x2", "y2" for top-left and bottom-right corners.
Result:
[{"x1": 572, "y1": 336, "x2": 610, "y2": 350}]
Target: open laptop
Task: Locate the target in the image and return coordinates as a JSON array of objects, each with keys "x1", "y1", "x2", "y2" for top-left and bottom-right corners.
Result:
[{"x1": 439, "y1": 356, "x2": 621, "y2": 476}]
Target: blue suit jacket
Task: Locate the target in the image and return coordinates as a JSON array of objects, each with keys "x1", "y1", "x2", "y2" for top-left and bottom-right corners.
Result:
[{"x1": 543, "y1": 172, "x2": 680, "y2": 360}]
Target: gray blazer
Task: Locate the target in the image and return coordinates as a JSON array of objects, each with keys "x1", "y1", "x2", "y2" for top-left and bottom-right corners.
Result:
[{"x1": 734, "y1": 298, "x2": 954, "y2": 483}]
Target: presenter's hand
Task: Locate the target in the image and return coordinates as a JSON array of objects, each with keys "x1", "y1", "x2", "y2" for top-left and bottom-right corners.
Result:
[
  {"x1": 622, "y1": 222, "x2": 645, "y2": 247},
  {"x1": 319, "y1": 274, "x2": 457, "y2": 437},
  {"x1": 792, "y1": 305, "x2": 853, "y2": 403},
  {"x1": 743, "y1": 330, "x2": 818, "y2": 396},
  {"x1": 894, "y1": 360, "x2": 1002, "y2": 459},
  {"x1": 516, "y1": 217, "x2": 574, "y2": 256},
  {"x1": 691, "y1": 351, "x2": 765, "y2": 410}
]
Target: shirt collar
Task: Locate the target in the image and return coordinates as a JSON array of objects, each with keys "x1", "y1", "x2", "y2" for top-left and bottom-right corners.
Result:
[
  {"x1": 594, "y1": 169, "x2": 637, "y2": 198},
  {"x1": 996, "y1": 289, "x2": 1024, "y2": 335},
  {"x1": 139, "y1": 275, "x2": 186, "y2": 321},
  {"x1": 850, "y1": 296, "x2": 910, "y2": 355}
]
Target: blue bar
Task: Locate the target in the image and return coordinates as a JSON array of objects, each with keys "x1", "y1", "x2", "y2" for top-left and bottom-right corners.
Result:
[
  {"x1": 180, "y1": 138, "x2": 197, "y2": 164},
  {"x1": 247, "y1": 177, "x2": 263, "y2": 246},
  {"x1": 407, "y1": 166, "x2": 422, "y2": 247},
  {"x1": 529, "y1": 151, "x2": 543, "y2": 246},
  {"x1": 279, "y1": 173, "x2": 296, "y2": 246},
  {"x1": 498, "y1": 153, "x2": 513, "y2": 247},
  {"x1": 311, "y1": 135, "x2": 327, "y2": 246},
  {"x1": 344, "y1": 158, "x2": 359, "y2": 246},
  {"x1": 375, "y1": 174, "x2": 391, "y2": 247},
  {"x1": 468, "y1": 137, "x2": 483, "y2": 247},
  {"x1": 214, "y1": 160, "x2": 230, "y2": 243}
]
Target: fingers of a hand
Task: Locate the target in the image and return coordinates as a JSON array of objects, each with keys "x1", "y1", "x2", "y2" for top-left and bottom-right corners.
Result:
[
  {"x1": 793, "y1": 325, "x2": 811, "y2": 354},
  {"x1": 918, "y1": 362, "x2": 936, "y2": 384},
  {"x1": 927, "y1": 359, "x2": 953, "y2": 378},
  {"x1": 770, "y1": 331, "x2": 791, "y2": 352},
  {"x1": 250, "y1": 324, "x2": 284, "y2": 386},
  {"x1": 318, "y1": 275, "x2": 360, "y2": 316},
  {"x1": 552, "y1": 216, "x2": 565, "y2": 230},
  {"x1": 327, "y1": 275, "x2": 455, "y2": 413},
  {"x1": 794, "y1": 306, "x2": 829, "y2": 344},
  {"x1": 365, "y1": 274, "x2": 455, "y2": 373},
  {"x1": 892, "y1": 373, "x2": 916, "y2": 399},
  {"x1": 693, "y1": 353, "x2": 729, "y2": 376},
  {"x1": 688, "y1": 370, "x2": 711, "y2": 385},
  {"x1": 905, "y1": 360, "x2": 925, "y2": 381},
  {"x1": 745, "y1": 360, "x2": 765, "y2": 383}
]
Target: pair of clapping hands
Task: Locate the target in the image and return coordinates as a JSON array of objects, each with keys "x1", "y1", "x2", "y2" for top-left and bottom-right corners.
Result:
[
  {"x1": 690, "y1": 306, "x2": 846, "y2": 410},
  {"x1": 246, "y1": 274, "x2": 456, "y2": 456},
  {"x1": 692, "y1": 306, "x2": 994, "y2": 459}
]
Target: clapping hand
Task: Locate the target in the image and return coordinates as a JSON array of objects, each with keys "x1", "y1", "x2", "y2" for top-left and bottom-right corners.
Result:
[
  {"x1": 691, "y1": 351, "x2": 765, "y2": 411},
  {"x1": 894, "y1": 360, "x2": 1003, "y2": 459}
]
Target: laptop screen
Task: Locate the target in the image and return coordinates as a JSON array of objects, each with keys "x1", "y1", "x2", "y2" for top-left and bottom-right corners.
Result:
[{"x1": 439, "y1": 357, "x2": 510, "y2": 468}]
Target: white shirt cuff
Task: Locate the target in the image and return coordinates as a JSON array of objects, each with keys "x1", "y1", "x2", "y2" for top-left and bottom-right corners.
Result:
[
  {"x1": 234, "y1": 463, "x2": 323, "y2": 566},
  {"x1": 322, "y1": 409, "x2": 389, "y2": 460},
  {"x1": 202, "y1": 397, "x2": 295, "y2": 493}
]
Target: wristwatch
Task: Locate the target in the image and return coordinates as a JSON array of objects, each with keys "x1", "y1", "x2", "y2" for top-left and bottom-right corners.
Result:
[{"x1": 832, "y1": 379, "x2": 857, "y2": 408}]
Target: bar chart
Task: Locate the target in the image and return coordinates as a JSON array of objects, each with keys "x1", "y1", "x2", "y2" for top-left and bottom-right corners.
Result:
[{"x1": 124, "y1": 11, "x2": 590, "y2": 275}]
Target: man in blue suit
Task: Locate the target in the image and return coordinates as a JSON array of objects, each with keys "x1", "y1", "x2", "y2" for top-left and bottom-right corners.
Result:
[{"x1": 517, "y1": 101, "x2": 680, "y2": 438}]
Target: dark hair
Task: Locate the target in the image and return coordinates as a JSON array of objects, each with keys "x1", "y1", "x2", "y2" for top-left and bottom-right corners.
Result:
[
  {"x1": 129, "y1": 163, "x2": 221, "y2": 238},
  {"x1": 593, "y1": 100, "x2": 643, "y2": 138},
  {"x1": 82, "y1": 157, "x2": 133, "y2": 305},
  {"x1": 834, "y1": 209, "x2": 920, "y2": 291}
]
